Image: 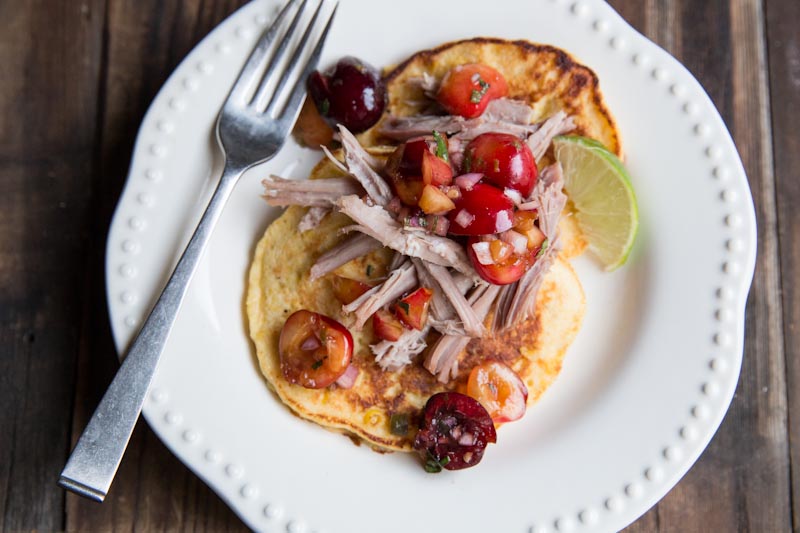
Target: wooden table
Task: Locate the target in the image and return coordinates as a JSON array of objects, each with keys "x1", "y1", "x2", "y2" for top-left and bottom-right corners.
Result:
[{"x1": 1, "y1": 1, "x2": 795, "y2": 531}]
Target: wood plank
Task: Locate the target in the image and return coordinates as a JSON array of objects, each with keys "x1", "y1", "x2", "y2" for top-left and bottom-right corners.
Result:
[
  {"x1": 65, "y1": 1, "x2": 250, "y2": 531},
  {"x1": 0, "y1": 1, "x2": 105, "y2": 531},
  {"x1": 607, "y1": 0, "x2": 792, "y2": 531},
  {"x1": 765, "y1": 0, "x2": 800, "y2": 528}
]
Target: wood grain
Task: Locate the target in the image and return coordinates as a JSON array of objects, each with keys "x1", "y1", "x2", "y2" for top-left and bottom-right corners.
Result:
[
  {"x1": 0, "y1": 0, "x2": 794, "y2": 531},
  {"x1": 608, "y1": 0, "x2": 792, "y2": 530},
  {"x1": 0, "y1": 1, "x2": 105, "y2": 530},
  {"x1": 765, "y1": 0, "x2": 800, "y2": 529}
]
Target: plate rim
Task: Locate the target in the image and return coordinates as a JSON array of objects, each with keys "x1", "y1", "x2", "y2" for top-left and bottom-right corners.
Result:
[{"x1": 104, "y1": 0, "x2": 758, "y2": 531}]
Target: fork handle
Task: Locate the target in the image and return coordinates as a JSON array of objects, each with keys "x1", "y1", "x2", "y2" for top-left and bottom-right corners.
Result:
[{"x1": 59, "y1": 163, "x2": 245, "y2": 501}]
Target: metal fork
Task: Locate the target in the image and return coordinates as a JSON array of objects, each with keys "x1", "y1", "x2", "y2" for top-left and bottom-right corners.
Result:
[{"x1": 59, "y1": 0, "x2": 337, "y2": 502}]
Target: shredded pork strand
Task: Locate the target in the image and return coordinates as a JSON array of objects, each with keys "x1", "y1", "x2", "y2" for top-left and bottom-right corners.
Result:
[
  {"x1": 297, "y1": 206, "x2": 330, "y2": 233},
  {"x1": 526, "y1": 111, "x2": 576, "y2": 162},
  {"x1": 424, "y1": 284, "x2": 501, "y2": 382},
  {"x1": 338, "y1": 125, "x2": 393, "y2": 205},
  {"x1": 495, "y1": 162, "x2": 567, "y2": 330},
  {"x1": 336, "y1": 195, "x2": 478, "y2": 278},
  {"x1": 262, "y1": 176, "x2": 363, "y2": 207},
  {"x1": 342, "y1": 261, "x2": 417, "y2": 330},
  {"x1": 422, "y1": 262, "x2": 486, "y2": 337},
  {"x1": 309, "y1": 233, "x2": 382, "y2": 281},
  {"x1": 371, "y1": 326, "x2": 429, "y2": 371}
]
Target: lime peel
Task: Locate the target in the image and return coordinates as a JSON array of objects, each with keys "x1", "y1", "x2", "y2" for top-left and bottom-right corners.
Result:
[{"x1": 553, "y1": 135, "x2": 639, "y2": 271}]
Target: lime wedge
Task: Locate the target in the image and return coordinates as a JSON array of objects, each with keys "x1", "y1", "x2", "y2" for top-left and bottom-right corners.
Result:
[{"x1": 553, "y1": 135, "x2": 639, "y2": 271}]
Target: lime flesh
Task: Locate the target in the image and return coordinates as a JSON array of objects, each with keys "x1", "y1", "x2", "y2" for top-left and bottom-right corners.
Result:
[{"x1": 553, "y1": 135, "x2": 639, "y2": 271}]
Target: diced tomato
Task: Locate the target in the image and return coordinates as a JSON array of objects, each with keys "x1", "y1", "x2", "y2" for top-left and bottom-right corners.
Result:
[
  {"x1": 463, "y1": 133, "x2": 537, "y2": 197},
  {"x1": 393, "y1": 287, "x2": 433, "y2": 330},
  {"x1": 390, "y1": 177, "x2": 423, "y2": 206},
  {"x1": 421, "y1": 150, "x2": 453, "y2": 186},
  {"x1": 512, "y1": 210, "x2": 538, "y2": 231},
  {"x1": 520, "y1": 224, "x2": 546, "y2": 251},
  {"x1": 467, "y1": 236, "x2": 532, "y2": 285},
  {"x1": 331, "y1": 276, "x2": 372, "y2": 305},
  {"x1": 447, "y1": 183, "x2": 514, "y2": 235},
  {"x1": 419, "y1": 184, "x2": 456, "y2": 215},
  {"x1": 467, "y1": 361, "x2": 528, "y2": 423},
  {"x1": 279, "y1": 310, "x2": 353, "y2": 389},
  {"x1": 489, "y1": 239, "x2": 513, "y2": 263},
  {"x1": 436, "y1": 64, "x2": 508, "y2": 119},
  {"x1": 373, "y1": 309, "x2": 405, "y2": 341}
]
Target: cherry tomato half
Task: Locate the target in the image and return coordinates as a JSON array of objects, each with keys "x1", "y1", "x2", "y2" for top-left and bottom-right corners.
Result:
[
  {"x1": 279, "y1": 310, "x2": 353, "y2": 389},
  {"x1": 413, "y1": 392, "x2": 497, "y2": 471},
  {"x1": 436, "y1": 64, "x2": 508, "y2": 119},
  {"x1": 447, "y1": 183, "x2": 514, "y2": 235},
  {"x1": 463, "y1": 133, "x2": 537, "y2": 197},
  {"x1": 467, "y1": 361, "x2": 529, "y2": 423}
]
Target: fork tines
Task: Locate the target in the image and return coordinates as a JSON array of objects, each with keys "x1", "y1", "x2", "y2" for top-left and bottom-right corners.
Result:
[{"x1": 228, "y1": 0, "x2": 338, "y2": 119}]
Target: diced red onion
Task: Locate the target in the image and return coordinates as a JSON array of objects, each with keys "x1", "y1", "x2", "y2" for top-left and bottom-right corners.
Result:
[
  {"x1": 455, "y1": 173, "x2": 483, "y2": 190},
  {"x1": 454, "y1": 209, "x2": 475, "y2": 228},
  {"x1": 500, "y1": 229, "x2": 528, "y2": 255},
  {"x1": 404, "y1": 214, "x2": 426, "y2": 229},
  {"x1": 387, "y1": 196, "x2": 402, "y2": 213},
  {"x1": 301, "y1": 336, "x2": 321, "y2": 351},
  {"x1": 494, "y1": 210, "x2": 514, "y2": 233},
  {"x1": 471, "y1": 242, "x2": 495, "y2": 265},
  {"x1": 503, "y1": 188, "x2": 523, "y2": 205},
  {"x1": 335, "y1": 365, "x2": 359, "y2": 389},
  {"x1": 430, "y1": 215, "x2": 450, "y2": 236},
  {"x1": 458, "y1": 431, "x2": 477, "y2": 446}
]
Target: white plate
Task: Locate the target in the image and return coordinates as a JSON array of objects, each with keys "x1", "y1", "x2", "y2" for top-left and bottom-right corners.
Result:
[{"x1": 106, "y1": 0, "x2": 757, "y2": 531}]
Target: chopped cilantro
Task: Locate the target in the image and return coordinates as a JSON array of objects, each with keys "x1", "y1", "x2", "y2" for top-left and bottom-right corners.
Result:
[
  {"x1": 390, "y1": 414, "x2": 410, "y2": 436},
  {"x1": 424, "y1": 453, "x2": 450, "y2": 473},
  {"x1": 311, "y1": 359, "x2": 323, "y2": 370},
  {"x1": 366, "y1": 264, "x2": 373, "y2": 276},
  {"x1": 432, "y1": 130, "x2": 449, "y2": 162},
  {"x1": 536, "y1": 238, "x2": 550, "y2": 258},
  {"x1": 319, "y1": 98, "x2": 330, "y2": 116},
  {"x1": 397, "y1": 301, "x2": 410, "y2": 314},
  {"x1": 470, "y1": 77, "x2": 490, "y2": 104}
]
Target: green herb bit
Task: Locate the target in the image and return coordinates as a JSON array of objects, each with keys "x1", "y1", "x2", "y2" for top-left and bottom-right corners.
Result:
[
  {"x1": 424, "y1": 453, "x2": 450, "y2": 473},
  {"x1": 319, "y1": 98, "x2": 330, "y2": 115},
  {"x1": 366, "y1": 264, "x2": 373, "y2": 276},
  {"x1": 536, "y1": 238, "x2": 550, "y2": 258},
  {"x1": 432, "y1": 130, "x2": 449, "y2": 162},
  {"x1": 470, "y1": 77, "x2": 490, "y2": 104},
  {"x1": 397, "y1": 301, "x2": 410, "y2": 314},
  {"x1": 311, "y1": 359, "x2": 324, "y2": 370},
  {"x1": 389, "y1": 414, "x2": 410, "y2": 436}
]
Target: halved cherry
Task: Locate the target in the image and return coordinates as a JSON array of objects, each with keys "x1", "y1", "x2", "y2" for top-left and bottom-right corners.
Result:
[
  {"x1": 413, "y1": 392, "x2": 497, "y2": 471},
  {"x1": 279, "y1": 310, "x2": 353, "y2": 389},
  {"x1": 436, "y1": 64, "x2": 508, "y2": 119},
  {"x1": 331, "y1": 276, "x2": 373, "y2": 305},
  {"x1": 393, "y1": 287, "x2": 433, "y2": 330},
  {"x1": 447, "y1": 183, "x2": 514, "y2": 235},
  {"x1": 373, "y1": 309, "x2": 405, "y2": 342},
  {"x1": 463, "y1": 133, "x2": 537, "y2": 197},
  {"x1": 467, "y1": 360, "x2": 529, "y2": 423}
]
